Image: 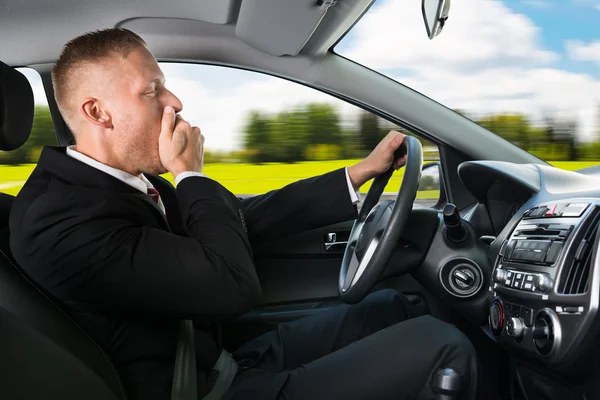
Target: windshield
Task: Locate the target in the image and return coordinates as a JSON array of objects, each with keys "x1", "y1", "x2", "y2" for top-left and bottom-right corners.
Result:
[{"x1": 335, "y1": 0, "x2": 599, "y2": 166}]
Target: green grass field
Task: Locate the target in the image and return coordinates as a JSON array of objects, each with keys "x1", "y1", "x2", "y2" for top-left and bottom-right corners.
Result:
[{"x1": 1, "y1": 160, "x2": 599, "y2": 198}]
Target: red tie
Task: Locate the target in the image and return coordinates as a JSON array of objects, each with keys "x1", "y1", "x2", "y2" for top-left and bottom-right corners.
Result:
[
  {"x1": 147, "y1": 187, "x2": 160, "y2": 204},
  {"x1": 147, "y1": 187, "x2": 166, "y2": 216}
]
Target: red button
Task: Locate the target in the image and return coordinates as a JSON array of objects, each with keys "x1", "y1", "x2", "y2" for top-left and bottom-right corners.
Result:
[{"x1": 545, "y1": 205, "x2": 557, "y2": 216}]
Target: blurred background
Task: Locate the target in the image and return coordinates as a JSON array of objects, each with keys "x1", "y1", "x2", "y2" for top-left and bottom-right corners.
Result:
[{"x1": 2, "y1": 0, "x2": 598, "y2": 201}]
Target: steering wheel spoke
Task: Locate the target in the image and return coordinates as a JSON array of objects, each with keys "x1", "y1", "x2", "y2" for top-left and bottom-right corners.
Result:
[{"x1": 341, "y1": 234, "x2": 382, "y2": 292}]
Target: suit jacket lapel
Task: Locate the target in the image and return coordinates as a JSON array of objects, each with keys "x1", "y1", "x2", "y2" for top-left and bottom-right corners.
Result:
[{"x1": 38, "y1": 146, "x2": 171, "y2": 232}]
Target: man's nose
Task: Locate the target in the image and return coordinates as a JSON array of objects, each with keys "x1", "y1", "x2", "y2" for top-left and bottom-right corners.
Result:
[{"x1": 164, "y1": 89, "x2": 183, "y2": 113}]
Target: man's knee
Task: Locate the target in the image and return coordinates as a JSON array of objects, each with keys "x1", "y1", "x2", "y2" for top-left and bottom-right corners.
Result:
[
  {"x1": 426, "y1": 317, "x2": 476, "y2": 357},
  {"x1": 423, "y1": 317, "x2": 480, "y2": 390},
  {"x1": 361, "y1": 288, "x2": 416, "y2": 320}
]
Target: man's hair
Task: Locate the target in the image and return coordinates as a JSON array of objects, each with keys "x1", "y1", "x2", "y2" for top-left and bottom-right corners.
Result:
[{"x1": 51, "y1": 28, "x2": 147, "y2": 130}]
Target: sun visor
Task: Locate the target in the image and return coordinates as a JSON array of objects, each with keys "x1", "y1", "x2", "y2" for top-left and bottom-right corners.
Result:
[{"x1": 236, "y1": 0, "x2": 338, "y2": 56}]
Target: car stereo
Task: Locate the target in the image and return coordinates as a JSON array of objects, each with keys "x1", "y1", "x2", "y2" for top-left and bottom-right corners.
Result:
[{"x1": 488, "y1": 199, "x2": 600, "y2": 369}]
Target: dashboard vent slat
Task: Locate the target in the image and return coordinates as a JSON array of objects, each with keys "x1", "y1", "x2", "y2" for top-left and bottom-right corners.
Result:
[{"x1": 558, "y1": 208, "x2": 600, "y2": 295}]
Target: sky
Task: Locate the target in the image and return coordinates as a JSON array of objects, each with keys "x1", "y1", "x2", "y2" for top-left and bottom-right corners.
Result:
[{"x1": 21, "y1": 0, "x2": 600, "y2": 152}]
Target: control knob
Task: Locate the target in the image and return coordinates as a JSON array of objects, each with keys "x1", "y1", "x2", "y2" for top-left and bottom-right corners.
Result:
[
  {"x1": 535, "y1": 274, "x2": 553, "y2": 292},
  {"x1": 493, "y1": 268, "x2": 507, "y2": 283},
  {"x1": 507, "y1": 317, "x2": 525, "y2": 341},
  {"x1": 489, "y1": 301, "x2": 503, "y2": 336},
  {"x1": 533, "y1": 310, "x2": 556, "y2": 356}
]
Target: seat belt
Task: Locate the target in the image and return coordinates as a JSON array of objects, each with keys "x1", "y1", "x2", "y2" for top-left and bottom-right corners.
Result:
[
  {"x1": 171, "y1": 320, "x2": 238, "y2": 400},
  {"x1": 171, "y1": 320, "x2": 197, "y2": 400}
]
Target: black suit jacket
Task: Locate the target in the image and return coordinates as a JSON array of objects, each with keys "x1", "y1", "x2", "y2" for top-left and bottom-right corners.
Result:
[{"x1": 9, "y1": 146, "x2": 358, "y2": 399}]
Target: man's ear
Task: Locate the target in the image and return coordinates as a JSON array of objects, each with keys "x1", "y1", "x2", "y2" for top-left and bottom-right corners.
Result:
[{"x1": 80, "y1": 98, "x2": 112, "y2": 128}]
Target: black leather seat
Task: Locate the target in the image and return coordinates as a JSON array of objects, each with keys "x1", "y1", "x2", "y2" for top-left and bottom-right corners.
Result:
[{"x1": 0, "y1": 61, "x2": 124, "y2": 400}]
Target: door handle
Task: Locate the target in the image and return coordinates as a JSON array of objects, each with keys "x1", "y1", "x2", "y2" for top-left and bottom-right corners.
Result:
[{"x1": 324, "y1": 232, "x2": 348, "y2": 251}]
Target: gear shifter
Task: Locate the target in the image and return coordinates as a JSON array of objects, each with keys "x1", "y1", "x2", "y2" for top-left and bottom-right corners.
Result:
[
  {"x1": 443, "y1": 203, "x2": 467, "y2": 244},
  {"x1": 432, "y1": 368, "x2": 463, "y2": 400}
]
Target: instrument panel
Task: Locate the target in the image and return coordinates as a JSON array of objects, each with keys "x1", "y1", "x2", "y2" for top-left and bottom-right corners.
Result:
[{"x1": 488, "y1": 199, "x2": 600, "y2": 368}]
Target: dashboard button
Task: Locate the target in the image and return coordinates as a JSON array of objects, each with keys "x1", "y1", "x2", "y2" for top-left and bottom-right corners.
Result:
[
  {"x1": 529, "y1": 208, "x2": 544, "y2": 218},
  {"x1": 534, "y1": 274, "x2": 553, "y2": 292},
  {"x1": 512, "y1": 279, "x2": 522, "y2": 289},
  {"x1": 545, "y1": 205, "x2": 558, "y2": 216},
  {"x1": 516, "y1": 273, "x2": 523, "y2": 280},
  {"x1": 561, "y1": 203, "x2": 589, "y2": 217},
  {"x1": 521, "y1": 307, "x2": 533, "y2": 326},
  {"x1": 545, "y1": 242, "x2": 563, "y2": 264},
  {"x1": 526, "y1": 274, "x2": 534, "y2": 282},
  {"x1": 532, "y1": 250, "x2": 545, "y2": 262},
  {"x1": 510, "y1": 304, "x2": 521, "y2": 316},
  {"x1": 523, "y1": 282, "x2": 533, "y2": 290},
  {"x1": 493, "y1": 268, "x2": 508, "y2": 283}
]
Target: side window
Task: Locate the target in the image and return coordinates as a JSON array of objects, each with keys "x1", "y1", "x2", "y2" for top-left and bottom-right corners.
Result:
[
  {"x1": 159, "y1": 63, "x2": 440, "y2": 206},
  {"x1": 0, "y1": 68, "x2": 57, "y2": 196}
]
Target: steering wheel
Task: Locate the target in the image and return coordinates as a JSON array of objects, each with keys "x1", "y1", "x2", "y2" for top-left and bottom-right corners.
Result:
[{"x1": 339, "y1": 135, "x2": 423, "y2": 304}]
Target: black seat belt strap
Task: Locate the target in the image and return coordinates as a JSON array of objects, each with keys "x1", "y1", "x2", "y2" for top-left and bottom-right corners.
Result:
[
  {"x1": 172, "y1": 320, "x2": 238, "y2": 400},
  {"x1": 171, "y1": 319, "x2": 197, "y2": 400}
]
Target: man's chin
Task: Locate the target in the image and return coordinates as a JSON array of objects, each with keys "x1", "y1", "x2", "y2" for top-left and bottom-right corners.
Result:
[
  {"x1": 143, "y1": 164, "x2": 169, "y2": 177},
  {"x1": 157, "y1": 166, "x2": 169, "y2": 176}
]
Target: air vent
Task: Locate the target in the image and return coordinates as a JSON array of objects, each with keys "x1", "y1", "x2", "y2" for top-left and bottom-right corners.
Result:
[{"x1": 557, "y1": 207, "x2": 600, "y2": 295}]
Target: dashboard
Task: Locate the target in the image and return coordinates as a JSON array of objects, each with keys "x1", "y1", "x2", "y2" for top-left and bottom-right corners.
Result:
[{"x1": 456, "y1": 160, "x2": 600, "y2": 376}]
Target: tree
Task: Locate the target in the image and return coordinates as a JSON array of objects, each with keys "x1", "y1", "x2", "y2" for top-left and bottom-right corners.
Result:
[
  {"x1": 305, "y1": 103, "x2": 342, "y2": 146},
  {"x1": 270, "y1": 110, "x2": 311, "y2": 162},
  {"x1": 359, "y1": 111, "x2": 383, "y2": 152},
  {"x1": 477, "y1": 114, "x2": 531, "y2": 150},
  {"x1": 242, "y1": 111, "x2": 272, "y2": 163}
]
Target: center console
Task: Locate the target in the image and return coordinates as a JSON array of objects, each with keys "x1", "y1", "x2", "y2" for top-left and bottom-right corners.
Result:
[{"x1": 488, "y1": 199, "x2": 600, "y2": 369}]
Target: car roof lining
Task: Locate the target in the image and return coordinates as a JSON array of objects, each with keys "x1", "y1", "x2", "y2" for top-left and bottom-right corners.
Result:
[{"x1": 0, "y1": 0, "x2": 374, "y2": 66}]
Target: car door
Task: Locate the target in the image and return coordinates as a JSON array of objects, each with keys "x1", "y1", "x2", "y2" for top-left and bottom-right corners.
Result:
[{"x1": 158, "y1": 62, "x2": 446, "y2": 348}]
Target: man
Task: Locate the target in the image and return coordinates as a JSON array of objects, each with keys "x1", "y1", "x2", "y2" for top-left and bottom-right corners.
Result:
[{"x1": 9, "y1": 29, "x2": 480, "y2": 399}]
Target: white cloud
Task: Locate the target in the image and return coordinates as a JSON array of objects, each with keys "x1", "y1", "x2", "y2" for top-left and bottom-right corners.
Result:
[
  {"x1": 344, "y1": 0, "x2": 558, "y2": 73},
  {"x1": 341, "y1": 0, "x2": 599, "y2": 140},
  {"x1": 596, "y1": 4, "x2": 600, "y2": 11},
  {"x1": 566, "y1": 40, "x2": 600, "y2": 65}
]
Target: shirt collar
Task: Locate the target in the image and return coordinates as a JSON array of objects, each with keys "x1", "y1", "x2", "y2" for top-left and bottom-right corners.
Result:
[{"x1": 65, "y1": 146, "x2": 153, "y2": 194}]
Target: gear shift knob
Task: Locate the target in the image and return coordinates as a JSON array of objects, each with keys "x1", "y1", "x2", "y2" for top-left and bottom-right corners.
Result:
[{"x1": 432, "y1": 368, "x2": 463, "y2": 400}]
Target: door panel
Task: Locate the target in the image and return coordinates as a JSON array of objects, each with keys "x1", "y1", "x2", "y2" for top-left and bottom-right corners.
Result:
[
  {"x1": 251, "y1": 220, "x2": 353, "y2": 258},
  {"x1": 222, "y1": 210, "x2": 439, "y2": 349}
]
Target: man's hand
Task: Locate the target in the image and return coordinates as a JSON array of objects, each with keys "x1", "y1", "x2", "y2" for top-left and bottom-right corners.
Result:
[
  {"x1": 158, "y1": 106, "x2": 204, "y2": 179},
  {"x1": 347, "y1": 130, "x2": 407, "y2": 190}
]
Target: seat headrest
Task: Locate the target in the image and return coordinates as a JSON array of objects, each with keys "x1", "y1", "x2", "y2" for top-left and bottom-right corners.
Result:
[{"x1": 0, "y1": 61, "x2": 34, "y2": 151}]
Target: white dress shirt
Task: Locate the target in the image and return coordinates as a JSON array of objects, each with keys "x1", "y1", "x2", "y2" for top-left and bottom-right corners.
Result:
[{"x1": 65, "y1": 147, "x2": 361, "y2": 205}]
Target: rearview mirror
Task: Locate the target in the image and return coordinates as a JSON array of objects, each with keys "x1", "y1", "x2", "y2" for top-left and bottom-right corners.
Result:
[{"x1": 422, "y1": 0, "x2": 451, "y2": 40}]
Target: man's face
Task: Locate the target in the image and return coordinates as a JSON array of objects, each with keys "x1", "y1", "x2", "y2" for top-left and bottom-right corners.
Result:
[{"x1": 102, "y1": 46, "x2": 183, "y2": 176}]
